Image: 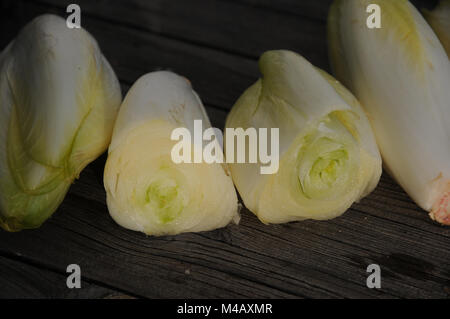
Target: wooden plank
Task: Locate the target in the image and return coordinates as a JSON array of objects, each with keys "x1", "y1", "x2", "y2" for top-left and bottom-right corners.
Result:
[
  {"x1": 27, "y1": 0, "x2": 330, "y2": 68},
  {"x1": 0, "y1": 1, "x2": 24, "y2": 48},
  {"x1": 0, "y1": 167, "x2": 449, "y2": 298},
  {"x1": 27, "y1": 0, "x2": 438, "y2": 67},
  {"x1": 229, "y1": 0, "x2": 333, "y2": 20},
  {"x1": 0, "y1": 0, "x2": 449, "y2": 299},
  {"x1": 0, "y1": 254, "x2": 132, "y2": 298},
  {"x1": 6, "y1": 0, "x2": 259, "y2": 112}
]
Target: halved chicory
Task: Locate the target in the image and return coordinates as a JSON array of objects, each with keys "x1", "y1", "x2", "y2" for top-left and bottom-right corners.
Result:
[
  {"x1": 104, "y1": 71, "x2": 239, "y2": 236},
  {"x1": 225, "y1": 50, "x2": 382, "y2": 224}
]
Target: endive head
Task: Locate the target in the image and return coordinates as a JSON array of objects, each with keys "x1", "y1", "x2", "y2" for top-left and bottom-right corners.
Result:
[
  {"x1": 328, "y1": 0, "x2": 450, "y2": 225},
  {"x1": 0, "y1": 15, "x2": 121, "y2": 230},
  {"x1": 226, "y1": 50, "x2": 381, "y2": 223},
  {"x1": 104, "y1": 72, "x2": 238, "y2": 236}
]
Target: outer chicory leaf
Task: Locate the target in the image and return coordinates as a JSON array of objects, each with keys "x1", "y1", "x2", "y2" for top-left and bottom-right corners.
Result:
[{"x1": 0, "y1": 15, "x2": 121, "y2": 231}]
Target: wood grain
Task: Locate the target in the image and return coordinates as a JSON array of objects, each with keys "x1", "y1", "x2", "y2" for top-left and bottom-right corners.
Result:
[
  {"x1": 0, "y1": 0, "x2": 448, "y2": 299},
  {"x1": 0, "y1": 254, "x2": 132, "y2": 298},
  {"x1": 30, "y1": 0, "x2": 330, "y2": 66}
]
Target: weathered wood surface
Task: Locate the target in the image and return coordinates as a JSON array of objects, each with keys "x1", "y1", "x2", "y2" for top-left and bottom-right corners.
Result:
[
  {"x1": 0, "y1": 255, "x2": 133, "y2": 298},
  {"x1": 0, "y1": 0, "x2": 448, "y2": 299}
]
